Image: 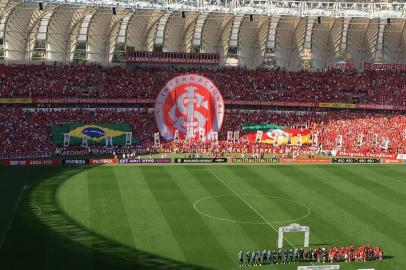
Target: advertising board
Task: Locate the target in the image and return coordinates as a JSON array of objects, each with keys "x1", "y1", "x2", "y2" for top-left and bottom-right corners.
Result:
[
  {"x1": 232, "y1": 158, "x2": 279, "y2": 163},
  {"x1": 88, "y1": 159, "x2": 118, "y2": 165},
  {"x1": 332, "y1": 158, "x2": 380, "y2": 164},
  {"x1": 174, "y1": 158, "x2": 227, "y2": 163},
  {"x1": 61, "y1": 159, "x2": 88, "y2": 165},
  {"x1": 119, "y1": 158, "x2": 171, "y2": 164},
  {"x1": 281, "y1": 158, "x2": 331, "y2": 164},
  {"x1": 3, "y1": 159, "x2": 61, "y2": 166}
]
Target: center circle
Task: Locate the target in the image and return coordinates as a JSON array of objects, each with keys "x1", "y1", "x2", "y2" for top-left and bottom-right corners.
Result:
[{"x1": 193, "y1": 194, "x2": 310, "y2": 225}]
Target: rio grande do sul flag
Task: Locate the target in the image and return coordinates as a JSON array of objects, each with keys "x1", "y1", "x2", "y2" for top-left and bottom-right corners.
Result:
[{"x1": 244, "y1": 124, "x2": 312, "y2": 145}]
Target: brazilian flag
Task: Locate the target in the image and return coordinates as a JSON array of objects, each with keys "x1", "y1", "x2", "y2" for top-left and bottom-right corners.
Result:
[{"x1": 51, "y1": 123, "x2": 139, "y2": 146}]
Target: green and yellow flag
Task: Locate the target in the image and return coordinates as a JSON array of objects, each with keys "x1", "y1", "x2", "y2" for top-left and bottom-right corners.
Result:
[
  {"x1": 51, "y1": 123, "x2": 138, "y2": 146},
  {"x1": 244, "y1": 123, "x2": 312, "y2": 145}
]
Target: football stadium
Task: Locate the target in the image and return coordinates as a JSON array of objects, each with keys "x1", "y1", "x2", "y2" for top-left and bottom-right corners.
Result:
[{"x1": 0, "y1": 0, "x2": 406, "y2": 269}]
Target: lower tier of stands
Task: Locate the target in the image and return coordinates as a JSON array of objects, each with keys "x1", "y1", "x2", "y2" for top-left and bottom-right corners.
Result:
[{"x1": 0, "y1": 108, "x2": 405, "y2": 159}]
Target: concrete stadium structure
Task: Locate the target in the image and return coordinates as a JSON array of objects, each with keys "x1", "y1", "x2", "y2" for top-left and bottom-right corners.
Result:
[{"x1": 0, "y1": 0, "x2": 405, "y2": 69}]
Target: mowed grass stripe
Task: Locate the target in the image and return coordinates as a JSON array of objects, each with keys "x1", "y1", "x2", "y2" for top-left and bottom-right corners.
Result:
[
  {"x1": 15, "y1": 165, "x2": 405, "y2": 270},
  {"x1": 0, "y1": 167, "x2": 29, "y2": 248},
  {"x1": 57, "y1": 170, "x2": 91, "y2": 229},
  {"x1": 370, "y1": 164, "x2": 406, "y2": 179},
  {"x1": 25, "y1": 169, "x2": 92, "y2": 270},
  {"x1": 297, "y1": 165, "x2": 406, "y2": 269},
  {"x1": 218, "y1": 166, "x2": 309, "y2": 224},
  {"x1": 185, "y1": 168, "x2": 264, "y2": 223},
  {"x1": 347, "y1": 166, "x2": 406, "y2": 201},
  {"x1": 269, "y1": 165, "x2": 403, "y2": 270},
  {"x1": 198, "y1": 166, "x2": 305, "y2": 248},
  {"x1": 306, "y1": 165, "x2": 406, "y2": 242},
  {"x1": 363, "y1": 164, "x2": 406, "y2": 183},
  {"x1": 139, "y1": 166, "x2": 233, "y2": 269},
  {"x1": 112, "y1": 166, "x2": 186, "y2": 262},
  {"x1": 284, "y1": 166, "x2": 406, "y2": 262},
  {"x1": 166, "y1": 167, "x2": 260, "y2": 266},
  {"x1": 283, "y1": 165, "x2": 400, "y2": 238},
  {"x1": 87, "y1": 166, "x2": 135, "y2": 247},
  {"x1": 244, "y1": 165, "x2": 356, "y2": 247},
  {"x1": 169, "y1": 166, "x2": 263, "y2": 227},
  {"x1": 313, "y1": 166, "x2": 406, "y2": 253},
  {"x1": 337, "y1": 166, "x2": 406, "y2": 206},
  {"x1": 312, "y1": 166, "x2": 406, "y2": 225}
]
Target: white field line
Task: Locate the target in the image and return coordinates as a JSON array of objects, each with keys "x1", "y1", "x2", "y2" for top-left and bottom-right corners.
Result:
[
  {"x1": 207, "y1": 169, "x2": 296, "y2": 249},
  {"x1": 193, "y1": 194, "x2": 311, "y2": 225},
  {"x1": 0, "y1": 186, "x2": 26, "y2": 249}
]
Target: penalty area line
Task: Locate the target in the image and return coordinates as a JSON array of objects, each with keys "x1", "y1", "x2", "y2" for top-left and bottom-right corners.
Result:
[{"x1": 207, "y1": 169, "x2": 296, "y2": 249}]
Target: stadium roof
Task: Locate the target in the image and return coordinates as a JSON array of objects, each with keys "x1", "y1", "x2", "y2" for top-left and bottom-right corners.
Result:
[
  {"x1": 22, "y1": 0, "x2": 406, "y2": 18},
  {"x1": 0, "y1": 0, "x2": 405, "y2": 69}
]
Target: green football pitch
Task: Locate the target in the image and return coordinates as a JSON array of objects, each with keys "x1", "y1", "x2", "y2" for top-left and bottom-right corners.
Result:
[{"x1": 1, "y1": 164, "x2": 406, "y2": 270}]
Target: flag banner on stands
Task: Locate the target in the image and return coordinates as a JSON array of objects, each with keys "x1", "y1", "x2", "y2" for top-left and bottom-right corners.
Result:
[
  {"x1": 233, "y1": 131, "x2": 240, "y2": 143},
  {"x1": 52, "y1": 123, "x2": 138, "y2": 146},
  {"x1": 154, "y1": 74, "x2": 224, "y2": 141},
  {"x1": 311, "y1": 133, "x2": 318, "y2": 147},
  {"x1": 154, "y1": 132, "x2": 161, "y2": 146},
  {"x1": 243, "y1": 123, "x2": 288, "y2": 132},
  {"x1": 174, "y1": 129, "x2": 180, "y2": 142},
  {"x1": 245, "y1": 124, "x2": 312, "y2": 145},
  {"x1": 227, "y1": 131, "x2": 233, "y2": 142},
  {"x1": 210, "y1": 132, "x2": 218, "y2": 143}
]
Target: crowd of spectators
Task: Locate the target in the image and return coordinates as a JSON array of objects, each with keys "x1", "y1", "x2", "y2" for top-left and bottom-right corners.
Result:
[
  {"x1": 0, "y1": 64, "x2": 405, "y2": 106},
  {"x1": 0, "y1": 108, "x2": 157, "y2": 158},
  {"x1": 0, "y1": 107, "x2": 404, "y2": 159},
  {"x1": 224, "y1": 110, "x2": 406, "y2": 154},
  {"x1": 0, "y1": 64, "x2": 64, "y2": 97}
]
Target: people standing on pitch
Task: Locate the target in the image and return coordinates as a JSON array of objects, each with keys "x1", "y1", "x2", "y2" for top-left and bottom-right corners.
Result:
[
  {"x1": 250, "y1": 250, "x2": 255, "y2": 266},
  {"x1": 277, "y1": 249, "x2": 282, "y2": 264},
  {"x1": 238, "y1": 250, "x2": 243, "y2": 266},
  {"x1": 266, "y1": 249, "x2": 272, "y2": 264},
  {"x1": 240, "y1": 245, "x2": 384, "y2": 266},
  {"x1": 256, "y1": 250, "x2": 261, "y2": 265}
]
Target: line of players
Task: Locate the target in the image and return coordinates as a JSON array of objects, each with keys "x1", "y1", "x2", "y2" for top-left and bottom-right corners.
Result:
[{"x1": 237, "y1": 245, "x2": 383, "y2": 266}]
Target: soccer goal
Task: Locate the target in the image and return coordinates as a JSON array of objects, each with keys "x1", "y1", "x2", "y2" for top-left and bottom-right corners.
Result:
[{"x1": 277, "y1": 223, "x2": 310, "y2": 248}]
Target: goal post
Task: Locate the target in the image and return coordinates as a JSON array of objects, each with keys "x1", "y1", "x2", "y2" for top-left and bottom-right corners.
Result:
[{"x1": 278, "y1": 223, "x2": 310, "y2": 248}]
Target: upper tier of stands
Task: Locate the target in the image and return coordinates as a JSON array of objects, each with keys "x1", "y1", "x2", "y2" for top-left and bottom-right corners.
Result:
[{"x1": 0, "y1": 64, "x2": 405, "y2": 106}]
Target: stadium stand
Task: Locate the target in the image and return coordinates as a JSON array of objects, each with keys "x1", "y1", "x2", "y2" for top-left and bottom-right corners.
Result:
[
  {"x1": 0, "y1": 64, "x2": 405, "y2": 106},
  {"x1": 1, "y1": 107, "x2": 405, "y2": 159},
  {"x1": 0, "y1": 108, "x2": 156, "y2": 158},
  {"x1": 1, "y1": 1, "x2": 406, "y2": 270}
]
